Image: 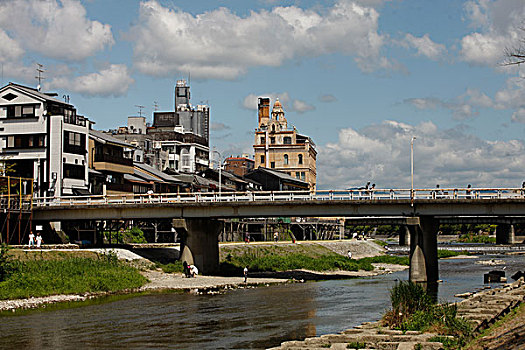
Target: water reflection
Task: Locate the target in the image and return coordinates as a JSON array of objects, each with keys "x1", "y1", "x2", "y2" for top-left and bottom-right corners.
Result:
[{"x1": 0, "y1": 254, "x2": 522, "y2": 350}]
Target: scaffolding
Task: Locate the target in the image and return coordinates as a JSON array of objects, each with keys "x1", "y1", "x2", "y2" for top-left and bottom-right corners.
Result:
[{"x1": 0, "y1": 176, "x2": 33, "y2": 245}]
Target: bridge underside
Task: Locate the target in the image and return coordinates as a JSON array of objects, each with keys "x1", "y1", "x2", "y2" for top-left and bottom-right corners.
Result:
[{"x1": 32, "y1": 199, "x2": 525, "y2": 280}]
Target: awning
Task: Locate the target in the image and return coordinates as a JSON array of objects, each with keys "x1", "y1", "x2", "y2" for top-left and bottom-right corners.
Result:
[{"x1": 72, "y1": 188, "x2": 92, "y2": 196}]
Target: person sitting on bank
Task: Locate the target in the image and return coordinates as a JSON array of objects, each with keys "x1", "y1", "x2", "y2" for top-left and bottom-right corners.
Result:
[
  {"x1": 183, "y1": 261, "x2": 191, "y2": 278},
  {"x1": 347, "y1": 250, "x2": 352, "y2": 259},
  {"x1": 189, "y1": 264, "x2": 198, "y2": 277}
]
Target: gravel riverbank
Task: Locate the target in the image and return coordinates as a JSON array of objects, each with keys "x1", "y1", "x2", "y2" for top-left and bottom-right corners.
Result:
[{"x1": 0, "y1": 262, "x2": 406, "y2": 312}]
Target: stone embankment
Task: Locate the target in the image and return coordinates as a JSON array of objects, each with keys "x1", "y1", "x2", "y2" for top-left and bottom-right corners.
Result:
[{"x1": 269, "y1": 278, "x2": 525, "y2": 350}]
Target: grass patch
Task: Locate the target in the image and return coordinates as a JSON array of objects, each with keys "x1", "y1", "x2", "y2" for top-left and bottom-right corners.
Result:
[
  {"x1": 373, "y1": 239, "x2": 388, "y2": 247},
  {"x1": 383, "y1": 281, "x2": 472, "y2": 349},
  {"x1": 437, "y1": 250, "x2": 466, "y2": 259},
  {"x1": 0, "y1": 247, "x2": 148, "y2": 300},
  {"x1": 347, "y1": 341, "x2": 366, "y2": 349},
  {"x1": 457, "y1": 233, "x2": 496, "y2": 244},
  {"x1": 218, "y1": 243, "x2": 410, "y2": 275},
  {"x1": 156, "y1": 261, "x2": 184, "y2": 274},
  {"x1": 104, "y1": 227, "x2": 147, "y2": 244},
  {"x1": 358, "y1": 255, "x2": 409, "y2": 266}
]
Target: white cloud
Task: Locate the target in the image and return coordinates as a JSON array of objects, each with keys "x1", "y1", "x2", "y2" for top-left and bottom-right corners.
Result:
[
  {"x1": 292, "y1": 99, "x2": 315, "y2": 113},
  {"x1": 400, "y1": 33, "x2": 447, "y2": 60},
  {"x1": 511, "y1": 108, "x2": 525, "y2": 123},
  {"x1": 47, "y1": 64, "x2": 134, "y2": 97},
  {"x1": 211, "y1": 122, "x2": 231, "y2": 131},
  {"x1": 0, "y1": 30, "x2": 24, "y2": 63},
  {"x1": 129, "y1": 0, "x2": 391, "y2": 79},
  {"x1": 460, "y1": 0, "x2": 525, "y2": 66},
  {"x1": 317, "y1": 120, "x2": 525, "y2": 189},
  {"x1": 319, "y1": 94, "x2": 337, "y2": 103},
  {"x1": 242, "y1": 92, "x2": 315, "y2": 114},
  {"x1": 404, "y1": 89, "x2": 497, "y2": 120},
  {"x1": 0, "y1": 0, "x2": 114, "y2": 62},
  {"x1": 242, "y1": 92, "x2": 291, "y2": 110}
]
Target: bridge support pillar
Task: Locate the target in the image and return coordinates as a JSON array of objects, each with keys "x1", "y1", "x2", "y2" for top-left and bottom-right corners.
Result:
[
  {"x1": 399, "y1": 226, "x2": 410, "y2": 246},
  {"x1": 179, "y1": 219, "x2": 223, "y2": 275},
  {"x1": 496, "y1": 224, "x2": 515, "y2": 244},
  {"x1": 409, "y1": 216, "x2": 439, "y2": 284}
]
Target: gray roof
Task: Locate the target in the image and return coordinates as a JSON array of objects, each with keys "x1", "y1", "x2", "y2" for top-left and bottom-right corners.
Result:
[
  {"x1": 134, "y1": 162, "x2": 180, "y2": 183},
  {"x1": 90, "y1": 129, "x2": 134, "y2": 148},
  {"x1": 2, "y1": 82, "x2": 73, "y2": 107},
  {"x1": 124, "y1": 173, "x2": 151, "y2": 183},
  {"x1": 255, "y1": 167, "x2": 309, "y2": 185}
]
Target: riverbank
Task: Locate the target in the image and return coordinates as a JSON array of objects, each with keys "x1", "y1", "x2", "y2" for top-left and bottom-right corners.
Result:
[{"x1": 270, "y1": 278, "x2": 525, "y2": 350}]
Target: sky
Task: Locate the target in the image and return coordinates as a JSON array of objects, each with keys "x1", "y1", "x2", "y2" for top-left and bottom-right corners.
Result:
[{"x1": 1, "y1": 0, "x2": 525, "y2": 190}]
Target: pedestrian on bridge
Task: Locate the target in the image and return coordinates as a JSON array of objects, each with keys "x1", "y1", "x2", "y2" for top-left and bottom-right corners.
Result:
[
  {"x1": 36, "y1": 233, "x2": 43, "y2": 248},
  {"x1": 28, "y1": 231, "x2": 35, "y2": 249}
]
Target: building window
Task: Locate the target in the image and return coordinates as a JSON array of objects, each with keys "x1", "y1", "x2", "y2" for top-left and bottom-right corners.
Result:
[
  {"x1": 270, "y1": 137, "x2": 275, "y2": 144},
  {"x1": 272, "y1": 125, "x2": 276, "y2": 132},
  {"x1": 260, "y1": 137, "x2": 265, "y2": 144},
  {"x1": 64, "y1": 131, "x2": 86, "y2": 155},
  {"x1": 301, "y1": 172, "x2": 305, "y2": 180},
  {"x1": 6, "y1": 104, "x2": 36, "y2": 118},
  {"x1": 64, "y1": 163, "x2": 84, "y2": 179},
  {"x1": 284, "y1": 154, "x2": 289, "y2": 165},
  {"x1": 284, "y1": 137, "x2": 291, "y2": 144},
  {"x1": 298, "y1": 154, "x2": 303, "y2": 165},
  {"x1": 271, "y1": 162, "x2": 275, "y2": 168},
  {"x1": 6, "y1": 134, "x2": 45, "y2": 149},
  {"x1": 260, "y1": 155, "x2": 265, "y2": 164}
]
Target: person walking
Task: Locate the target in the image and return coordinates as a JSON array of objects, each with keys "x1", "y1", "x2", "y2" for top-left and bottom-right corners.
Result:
[
  {"x1": 28, "y1": 231, "x2": 35, "y2": 249},
  {"x1": 36, "y1": 233, "x2": 43, "y2": 248},
  {"x1": 274, "y1": 231, "x2": 279, "y2": 242},
  {"x1": 243, "y1": 266, "x2": 248, "y2": 283}
]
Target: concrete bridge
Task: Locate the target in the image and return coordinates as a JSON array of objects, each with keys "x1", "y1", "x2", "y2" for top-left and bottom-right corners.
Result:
[{"x1": 32, "y1": 188, "x2": 525, "y2": 284}]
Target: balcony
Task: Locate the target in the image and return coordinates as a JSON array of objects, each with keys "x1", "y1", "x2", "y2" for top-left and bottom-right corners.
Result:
[
  {"x1": 93, "y1": 153, "x2": 134, "y2": 174},
  {"x1": 94, "y1": 153, "x2": 133, "y2": 166},
  {"x1": 106, "y1": 182, "x2": 133, "y2": 193}
]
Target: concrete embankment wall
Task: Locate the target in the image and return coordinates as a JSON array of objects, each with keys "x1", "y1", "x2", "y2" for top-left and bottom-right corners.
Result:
[{"x1": 269, "y1": 279, "x2": 525, "y2": 350}]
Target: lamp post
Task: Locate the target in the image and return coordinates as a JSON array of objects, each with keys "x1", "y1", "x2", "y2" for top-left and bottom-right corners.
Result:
[
  {"x1": 212, "y1": 149, "x2": 222, "y2": 197},
  {"x1": 410, "y1": 136, "x2": 416, "y2": 204}
]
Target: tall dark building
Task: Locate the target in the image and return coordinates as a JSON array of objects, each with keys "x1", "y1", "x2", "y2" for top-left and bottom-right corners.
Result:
[{"x1": 150, "y1": 80, "x2": 210, "y2": 173}]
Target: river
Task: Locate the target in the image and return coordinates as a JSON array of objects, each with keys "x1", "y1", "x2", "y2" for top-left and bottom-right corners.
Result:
[{"x1": 0, "y1": 254, "x2": 522, "y2": 349}]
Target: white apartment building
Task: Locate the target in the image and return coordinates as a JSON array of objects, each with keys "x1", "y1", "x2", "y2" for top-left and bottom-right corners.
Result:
[{"x1": 0, "y1": 83, "x2": 90, "y2": 197}]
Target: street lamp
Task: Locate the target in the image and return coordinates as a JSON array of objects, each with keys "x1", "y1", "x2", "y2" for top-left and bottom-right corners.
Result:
[
  {"x1": 212, "y1": 149, "x2": 222, "y2": 197},
  {"x1": 410, "y1": 136, "x2": 416, "y2": 204}
]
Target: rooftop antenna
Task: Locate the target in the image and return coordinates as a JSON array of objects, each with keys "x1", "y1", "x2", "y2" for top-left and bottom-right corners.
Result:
[
  {"x1": 35, "y1": 63, "x2": 45, "y2": 91},
  {"x1": 153, "y1": 101, "x2": 159, "y2": 111},
  {"x1": 135, "y1": 105, "x2": 145, "y2": 117}
]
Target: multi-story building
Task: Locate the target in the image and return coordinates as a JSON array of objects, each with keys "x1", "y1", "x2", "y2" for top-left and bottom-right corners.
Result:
[
  {"x1": 224, "y1": 155, "x2": 255, "y2": 177},
  {"x1": 148, "y1": 80, "x2": 210, "y2": 173},
  {"x1": 107, "y1": 116, "x2": 168, "y2": 169},
  {"x1": 253, "y1": 97, "x2": 317, "y2": 190},
  {"x1": 88, "y1": 129, "x2": 135, "y2": 195},
  {"x1": 0, "y1": 82, "x2": 90, "y2": 197}
]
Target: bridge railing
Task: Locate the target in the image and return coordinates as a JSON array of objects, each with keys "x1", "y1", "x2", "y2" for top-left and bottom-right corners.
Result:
[{"x1": 32, "y1": 187, "x2": 525, "y2": 207}]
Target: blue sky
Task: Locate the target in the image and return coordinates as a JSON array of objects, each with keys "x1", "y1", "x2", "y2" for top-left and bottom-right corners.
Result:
[{"x1": 1, "y1": 0, "x2": 525, "y2": 189}]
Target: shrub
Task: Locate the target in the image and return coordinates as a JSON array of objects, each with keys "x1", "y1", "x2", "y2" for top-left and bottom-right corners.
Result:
[{"x1": 0, "y1": 244, "x2": 15, "y2": 282}]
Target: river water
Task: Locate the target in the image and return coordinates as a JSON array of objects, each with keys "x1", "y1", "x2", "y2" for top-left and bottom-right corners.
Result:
[{"x1": 0, "y1": 254, "x2": 522, "y2": 350}]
